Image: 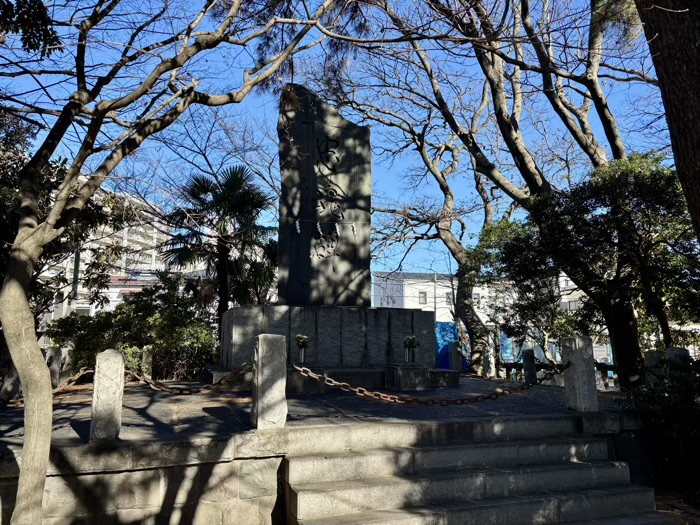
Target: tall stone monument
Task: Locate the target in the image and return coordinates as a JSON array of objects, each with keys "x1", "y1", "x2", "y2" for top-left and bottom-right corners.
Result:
[
  {"x1": 220, "y1": 85, "x2": 446, "y2": 391},
  {"x1": 277, "y1": 84, "x2": 371, "y2": 306}
]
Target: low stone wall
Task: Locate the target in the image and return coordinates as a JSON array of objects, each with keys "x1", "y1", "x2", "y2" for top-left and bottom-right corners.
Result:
[
  {"x1": 0, "y1": 430, "x2": 288, "y2": 525},
  {"x1": 220, "y1": 306, "x2": 436, "y2": 371}
]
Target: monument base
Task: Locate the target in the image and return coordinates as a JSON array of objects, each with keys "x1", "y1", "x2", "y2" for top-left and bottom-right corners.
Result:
[
  {"x1": 429, "y1": 369, "x2": 460, "y2": 389},
  {"x1": 287, "y1": 366, "x2": 325, "y2": 395},
  {"x1": 385, "y1": 364, "x2": 429, "y2": 391},
  {"x1": 221, "y1": 305, "x2": 436, "y2": 370}
]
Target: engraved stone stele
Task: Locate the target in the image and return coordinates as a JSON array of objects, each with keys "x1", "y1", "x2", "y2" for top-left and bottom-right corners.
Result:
[
  {"x1": 90, "y1": 349, "x2": 125, "y2": 442},
  {"x1": 562, "y1": 336, "x2": 599, "y2": 412},
  {"x1": 251, "y1": 335, "x2": 288, "y2": 429},
  {"x1": 277, "y1": 84, "x2": 371, "y2": 306}
]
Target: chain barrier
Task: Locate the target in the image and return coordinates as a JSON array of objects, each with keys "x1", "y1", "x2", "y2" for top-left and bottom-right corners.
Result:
[
  {"x1": 291, "y1": 361, "x2": 572, "y2": 406},
  {"x1": 124, "y1": 363, "x2": 253, "y2": 395},
  {"x1": 4, "y1": 366, "x2": 95, "y2": 408},
  {"x1": 3, "y1": 364, "x2": 254, "y2": 408}
]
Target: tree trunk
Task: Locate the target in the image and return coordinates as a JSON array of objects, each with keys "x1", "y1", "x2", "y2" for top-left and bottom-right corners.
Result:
[
  {"x1": 634, "y1": 1, "x2": 700, "y2": 239},
  {"x1": 0, "y1": 245, "x2": 52, "y2": 525},
  {"x1": 216, "y1": 238, "x2": 230, "y2": 339},
  {"x1": 601, "y1": 299, "x2": 644, "y2": 390},
  {"x1": 455, "y1": 264, "x2": 490, "y2": 376}
]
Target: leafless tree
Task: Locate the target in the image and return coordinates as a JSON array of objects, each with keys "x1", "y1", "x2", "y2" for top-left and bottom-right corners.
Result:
[
  {"x1": 0, "y1": 1, "x2": 341, "y2": 522},
  {"x1": 309, "y1": 0, "x2": 664, "y2": 387}
]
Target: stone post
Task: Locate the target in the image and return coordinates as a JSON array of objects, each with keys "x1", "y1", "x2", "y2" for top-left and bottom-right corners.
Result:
[
  {"x1": 644, "y1": 350, "x2": 663, "y2": 385},
  {"x1": 562, "y1": 336, "x2": 599, "y2": 412},
  {"x1": 141, "y1": 345, "x2": 153, "y2": 379},
  {"x1": 483, "y1": 345, "x2": 496, "y2": 378},
  {"x1": 449, "y1": 341, "x2": 461, "y2": 372},
  {"x1": 251, "y1": 334, "x2": 288, "y2": 429},
  {"x1": 90, "y1": 349, "x2": 125, "y2": 442},
  {"x1": 46, "y1": 347, "x2": 62, "y2": 389},
  {"x1": 522, "y1": 349, "x2": 537, "y2": 384}
]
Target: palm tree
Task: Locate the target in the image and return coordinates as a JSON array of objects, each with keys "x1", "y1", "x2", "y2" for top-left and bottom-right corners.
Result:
[{"x1": 162, "y1": 165, "x2": 275, "y2": 331}]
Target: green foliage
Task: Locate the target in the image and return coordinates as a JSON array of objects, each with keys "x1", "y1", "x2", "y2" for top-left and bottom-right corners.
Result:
[
  {"x1": 0, "y1": 0, "x2": 61, "y2": 57},
  {"x1": 46, "y1": 273, "x2": 216, "y2": 380},
  {"x1": 0, "y1": 117, "x2": 135, "y2": 322},
  {"x1": 481, "y1": 220, "x2": 579, "y2": 350},
  {"x1": 626, "y1": 356, "x2": 700, "y2": 491},
  {"x1": 489, "y1": 154, "x2": 700, "y2": 354},
  {"x1": 162, "y1": 165, "x2": 277, "y2": 320},
  {"x1": 116, "y1": 344, "x2": 142, "y2": 373}
]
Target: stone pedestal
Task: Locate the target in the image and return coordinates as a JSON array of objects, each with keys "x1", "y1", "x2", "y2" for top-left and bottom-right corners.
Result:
[
  {"x1": 385, "y1": 364, "x2": 429, "y2": 391},
  {"x1": 429, "y1": 369, "x2": 460, "y2": 388},
  {"x1": 221, "y1": 306, "x2": 436, "y2": 387},
  {"x1": 251, "y1": 335, "x2": 288, "y2": 429},
  {"x1": 90, "y1": 349, "x2": 125, "y2": 442},
  {"x1": 286, "y1": 366, "x2": 325, "y2": 395},
  {"x1": 562, "y1": 336, "x2": 599, "y2": 412}
]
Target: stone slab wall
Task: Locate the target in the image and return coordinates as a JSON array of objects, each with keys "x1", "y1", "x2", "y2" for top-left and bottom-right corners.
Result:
[
  {"x1": 220, "y1": 306, "x2": 436, "y2": 371},
  {"x1": 0, "y1": 432, "x2": 287, "y2": 525}
]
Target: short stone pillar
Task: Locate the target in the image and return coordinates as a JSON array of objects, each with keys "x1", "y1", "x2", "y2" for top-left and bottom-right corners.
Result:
[
  {"x1": 46, "y1": 347, "x2": 62, "y2": 389},
  {"x1": 562, "y1": 336, "x2": 599, "y2": 412},
  {"x1": 449, "y1": 341, "x2": 462, "y2": 372},
  {"x1": 667, "y1": 347, "x2": 691, "y2": 366},
  {"x1": 522, "y1": 349, "x2": 537, "y2": 384},
  {"x1": 251, "y1": 334, "x2": 288, "y2": 429},
  {"x1": 644, "y1": 350, "x2": 663, "y2": 385},
  {"x1": 90, "y1": 349, "x2": 125, "y2": 442},
  {"x1": 141, "y1": 346, "x2": 153, "y2": 379},
  {"x1": 483, "y1": 345, "x2": 496, "y2": 378}
]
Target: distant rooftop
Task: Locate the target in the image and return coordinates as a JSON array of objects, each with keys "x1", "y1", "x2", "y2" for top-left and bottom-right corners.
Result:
[{"x1": 373, "y1": 272, "x2": 455, "y2": 282}]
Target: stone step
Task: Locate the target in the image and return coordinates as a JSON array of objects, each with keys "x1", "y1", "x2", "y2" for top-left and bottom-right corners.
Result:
[
  {"x1": 286, "y1": 414, "x2": 581, "y2": 455},
  {"x1": 285, "y1": 436, "x2": 610, "y2": 484},
  {"x1": 564, "y1": 512, "x2": 680, "y2": 524},
  {"x1": 295, "y1": 485, "x2": 658, "y2": 525},
  {"x1": 290, "y1": 461, "x2": 631, "y2": 521}
]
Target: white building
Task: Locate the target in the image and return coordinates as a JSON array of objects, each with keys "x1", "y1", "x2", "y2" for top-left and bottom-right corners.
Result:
[
  {"x1": 372, "y1": 271, "x2": 613, "y2": 363},
  {"x1": 372, "y1": 272, "x2": 495, "y2": 324}
]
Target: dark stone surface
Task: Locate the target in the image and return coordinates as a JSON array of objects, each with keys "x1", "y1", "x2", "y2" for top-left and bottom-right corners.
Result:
[{"x1": 277, "y1": 84, "x2": 371, "y2": 306}]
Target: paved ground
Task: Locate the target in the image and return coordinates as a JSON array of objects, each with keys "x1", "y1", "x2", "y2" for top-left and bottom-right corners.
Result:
[{"x1": 0, "y1": 374, "x2": 625, "y2": 445}]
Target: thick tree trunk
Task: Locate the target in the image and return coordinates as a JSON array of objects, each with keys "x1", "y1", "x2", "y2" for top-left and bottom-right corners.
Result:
[
  {"x1": 601, "y1": 299, "x2": 644, "y2": 390},
  {"x1": 634, "y1": 1, "x2": 700, "y2": 239},
  {"x1": 455, "y1": 264, "x2": 490, "y2": 376},
  {"x1": 0, "y1": 245, "x2": 52, "y2": 525}
]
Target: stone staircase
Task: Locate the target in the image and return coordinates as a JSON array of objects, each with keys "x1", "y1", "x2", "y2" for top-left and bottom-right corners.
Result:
[{"x1": 282, "y1": 415, "x2": 676, "y2": 525}]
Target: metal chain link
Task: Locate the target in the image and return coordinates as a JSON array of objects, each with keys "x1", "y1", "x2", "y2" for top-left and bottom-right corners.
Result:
[{"x1": 291, "y1": 362, "x2": 571, "y2": 406}]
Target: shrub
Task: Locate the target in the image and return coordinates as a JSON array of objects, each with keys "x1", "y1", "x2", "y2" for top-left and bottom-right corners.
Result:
[
  {"x1": 626, "y1": 355, "x2": 700, "y2": 499},
  {"x1": 45, "y1": 273, "x2": 217, "y2": 380}
]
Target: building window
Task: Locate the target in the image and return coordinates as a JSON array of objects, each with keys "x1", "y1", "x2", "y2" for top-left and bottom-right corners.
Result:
[{"x1": 418, "y1": 291, "x2": 427, "y2": 304}]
